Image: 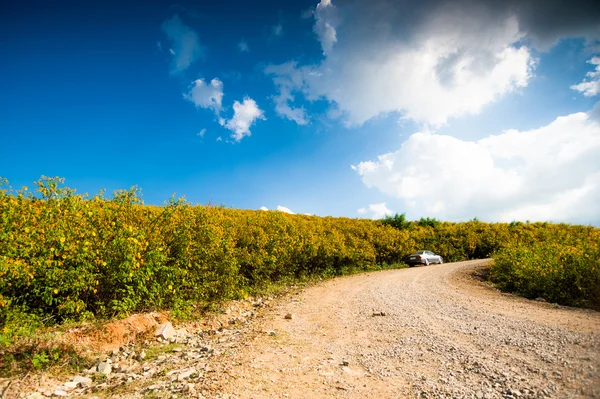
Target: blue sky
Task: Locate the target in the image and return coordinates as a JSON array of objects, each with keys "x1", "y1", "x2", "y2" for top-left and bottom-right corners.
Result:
[{"x1": 2, "y1": 0, "x2": 600, "y2": 224}]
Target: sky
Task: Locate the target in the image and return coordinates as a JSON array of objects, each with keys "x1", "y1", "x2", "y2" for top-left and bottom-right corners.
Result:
[{"x1": 1, "y1": 0, "x2": 600, "y2": 225}]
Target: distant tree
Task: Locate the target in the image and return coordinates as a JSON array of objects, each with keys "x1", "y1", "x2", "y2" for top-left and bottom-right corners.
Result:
[
  {"x1": 417, "y1": 217, "x2": 441, "y2": 228},
  {"x1": 381, "y1": 213, "x2": 412, "y2": 230}
]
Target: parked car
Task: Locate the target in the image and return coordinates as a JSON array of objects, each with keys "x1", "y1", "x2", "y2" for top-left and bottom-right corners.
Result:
[{"x1": 403, "y1": 250, "x2": 443, "y2": 266}]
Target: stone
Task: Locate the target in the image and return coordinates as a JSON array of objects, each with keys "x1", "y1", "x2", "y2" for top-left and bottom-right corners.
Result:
[
  {"x1": 53, "y1": 390, "x2": 68, "y2": 397},
  {"x1": 284, "y1": 313, "x2": 294, "y2": 320},
  {"x1": 178, "y1": 368, "x2": 198, "y2": 381},
  {"x1": 137, "y1": 350, "x2": 147, "y2": 361},
  {"x1": 73, "y1": 375, "x2": 93, "y2": 387},
  {"x1": 372, "y1": 311, "x2": 386, "y2": 316},
  {"x1": 155, "y1": 322, "x2": 176, "y2": 340},
  {"x1": 63, "y1": 381, "x2": 78, "y2": 390},
  {"x1": 97, "y1": 361, "x2": 112, "y2": 376}
]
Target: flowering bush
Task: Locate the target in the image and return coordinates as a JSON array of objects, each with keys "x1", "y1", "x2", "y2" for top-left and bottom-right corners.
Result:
[{"x1": 1, "y1": 177, "x2": 598, "y2": 345}]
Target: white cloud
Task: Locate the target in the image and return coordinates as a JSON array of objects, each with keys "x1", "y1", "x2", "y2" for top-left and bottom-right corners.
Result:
[
  {"x1": 571, "y1": 56, "x2": 600, "y2": 97},
  {"x1": 161, "y1": 15, "x2": 204, "y2": 74},
  {"x1": 264, "y1": 62, "x2": 309, "y2": 125},
  {"x1": 224, "y1": 97, "x2": 265, "y2": 142},
  {"x1": 313, "y1": 0, "x2": 338, "y2": 55},
  {"x1": 184, "y1": 78, "x2": 224, "y2": 114},
  {"x1": 273, "y1": 24, "x2": 283, "y2": 37},
  {"x1": 216, "y1": 136, "x2": 223, "y2": 142},
  {"x1": 353, "y1": 108, "x2": 600, "y2": 224},
  {"x1": 259, "y1": 205, "x2": 295, "y2": 214},
  {"x1": 238, "y1": 40, "x2": 250, "y2": 53},
  {"x1": 357, "y1": 203, "x2": 393, "y2": 219},
  {"x1": 197, "y1": 128, "x2": 206, "y2": 137},
  {"x1": 267, "y1": 1, "x2": 536, "y2": 128},
  {"x1": 276, "y1": 205, "x2": 294, "y2": 214}
]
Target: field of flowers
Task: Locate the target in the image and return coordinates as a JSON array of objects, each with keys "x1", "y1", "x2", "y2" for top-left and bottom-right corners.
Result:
[{"x1": 1, "y1": 177, "x2": 599, "y2": 345}]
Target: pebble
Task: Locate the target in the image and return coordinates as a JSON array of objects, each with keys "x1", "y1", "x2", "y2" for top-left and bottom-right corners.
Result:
[
  {"x1": 155, "y1": 322, "x2": 176, "y2": 340},
  {"x1": 96, "y1": 361, "x2": 112, "y2": 376}
]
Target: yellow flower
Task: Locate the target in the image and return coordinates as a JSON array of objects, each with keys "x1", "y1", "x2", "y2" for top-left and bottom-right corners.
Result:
[
  {"x1": 168, "y1": 284, "x2": 173, "y2": 290},
  {"x1": 92, "y1": 232, "x2": 96, "y2": 237},
  {"x1": 53, "y1": 289, "x2": 58, "y2": 294},
  {"x1": 60, "y1": 237, "x2": 65, "y2": 244}
]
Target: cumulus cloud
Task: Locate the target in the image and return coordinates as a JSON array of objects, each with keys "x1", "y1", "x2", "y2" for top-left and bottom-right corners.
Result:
[
  {"x1": 197, "y1": 128, "x2": 206, "y2": 137},
  {"x1": 353, "y1": 107, "x2": 600, "y2": 224},
  {"x1": 161, "y1": 15, "x2": 204, "y2": 74},
  {"x1": 265, "y1": 0, "x2": 600, "y2": 128},
  {"x1": 259, "y1": 206, "x2": 269, "y2": 211},
  {"x1": 276, "y1": 205, "x2": 295, "y2": 214},
  {"x1": 224, "y1": 98, "x2": 265, "y2": 142},
  {"x1": 357, "y1": 203, "x2": 393, "y2": 219},
  {"x1": 238, "y1": 40, "x2": 250, "y2": 53},
  {"x1": 184, "y1": 78, "x2": 224, "y2": 114},
  {"x1": 571, "y1": 57, "x2": 600, "y2": 97},
  {"x1": 266, "y1": 0, "x2": 537, "y2": 127}
]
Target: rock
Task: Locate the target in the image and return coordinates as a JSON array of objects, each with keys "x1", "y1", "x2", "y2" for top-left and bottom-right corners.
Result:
[
  {"x1": 199, "y1": 345, "x2": 212, "y2": 352},
  {"x1": 137, "y1": 350, "x2": 147, "y2": 361},
  {"x1": 155, "y1": 322, "x2": 176, "y2": 340},
  {"x1": 372, "y1": 311, "x2": 386, "y2": 316},
  {"x1": 53, "y1": 390, "x2": 68, "y2": 397},
  {"x1": 183, "y1": 383, "x2": 197, "y2": 394},
  {"x1": 284, "y1": 313, "x2": 294, "y2": 320},
  {"x1": 73, "y1": 375, "x2": 93, "y2": 387},
  {"x1": 178, "y1": 368, "x2": 197, "y2": 381},
  {"x1": 97, "y1": 361, "x2": 112, "y2": 376},
  {"x1": 341, "y1": 361, "x2": 349, "y2": 367},
  {"x1": 63, "y1": 381, "x2": 78, "y2": 390},
  {"x1": 267, "y1": 330, "x2": 277, "y2": 336}
]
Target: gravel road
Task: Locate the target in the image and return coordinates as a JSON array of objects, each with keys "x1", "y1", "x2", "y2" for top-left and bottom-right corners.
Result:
[
  {"x1": 8, "y1": 260, "x2": 600, "y2": 399},
  {"x1": 216, "y1": 259, "x2": 600, "y2": 398}
]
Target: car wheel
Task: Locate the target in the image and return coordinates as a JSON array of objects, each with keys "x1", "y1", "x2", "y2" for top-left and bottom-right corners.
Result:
[{"x1": 439, "y1": 257, "x2": 443, "y2": 264}]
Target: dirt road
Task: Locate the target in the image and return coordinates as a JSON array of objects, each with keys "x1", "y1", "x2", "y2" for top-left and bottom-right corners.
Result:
[
  {"x1": 215, "y1": 260, "x2": 600, "y2": 398},
  {"x1": 8, "y1": 260, "x2": 600, "y2": 399}
]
